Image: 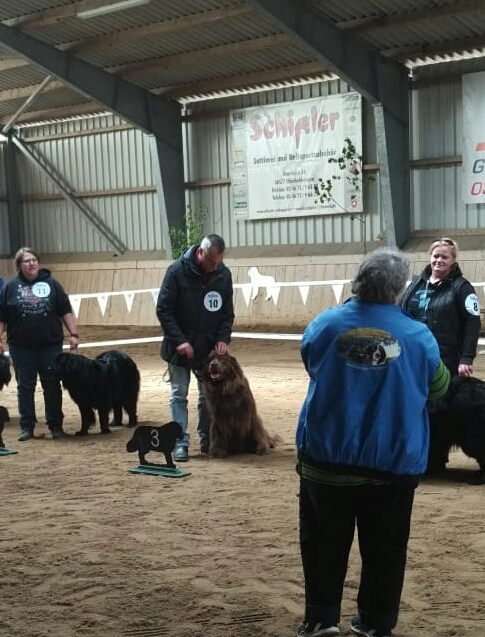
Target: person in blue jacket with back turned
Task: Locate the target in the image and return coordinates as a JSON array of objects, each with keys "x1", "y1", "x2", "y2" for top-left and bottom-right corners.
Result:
[{"x1": 295, "y1": 248, "x2": 450, "y2": 637}]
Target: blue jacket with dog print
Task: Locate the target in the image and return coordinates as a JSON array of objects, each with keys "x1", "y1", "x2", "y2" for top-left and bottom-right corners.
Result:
[{"x1": 296, "y1": 297, "x2": 448, "y2": 481}]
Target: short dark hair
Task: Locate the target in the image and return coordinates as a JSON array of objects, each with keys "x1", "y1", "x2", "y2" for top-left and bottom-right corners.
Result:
[
  {"x1": 200, "y1": 234, "x2": 225, "y2": 255},
  {"x1": 351, "y1": 248, "x2": 410, "y2": 304}
]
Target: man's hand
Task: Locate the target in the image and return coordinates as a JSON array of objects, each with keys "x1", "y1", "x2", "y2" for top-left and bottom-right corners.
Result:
[
  {"x1": 176, "y1": 342, "x2": 194, "y2": 359},
  {"x1": 214, "y1": 341, "x2": 229, "y2": 355}
]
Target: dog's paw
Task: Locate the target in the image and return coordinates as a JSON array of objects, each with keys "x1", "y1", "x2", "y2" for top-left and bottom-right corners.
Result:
[
  {"x1": 100, "y1": 428, "x2": 112, "y2": 434},
  {"x1": 75, "y1": 430, "x2": 89, "y2": 436}
]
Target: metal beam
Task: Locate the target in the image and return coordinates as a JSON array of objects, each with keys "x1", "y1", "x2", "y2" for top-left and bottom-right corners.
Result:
[
  {"x1": 5, "y1": 133, "x2": 22, "y2": 252},
  {"x1": 0, "y1": 22, "x2": 186, "y2": 240},
  {"x1": 374, "y1": 104, "x2": 410, "y2": 248},
  {"x1": 0, "y1": 22, "x2": 182, "y2": 145},
  {"x1": 11, "y1": 134, "x2": 127, "y2": 255},
  {"x1": 249, "y1": 0, "x2": 409, "y2": 125},
  {"x1": 2, "y1": 75, "x2": 53, "y2": 135}
]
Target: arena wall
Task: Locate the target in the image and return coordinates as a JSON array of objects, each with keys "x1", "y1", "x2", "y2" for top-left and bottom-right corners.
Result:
[{"x1": 2, "y1": 248, "x2": 485, "y2": 332}]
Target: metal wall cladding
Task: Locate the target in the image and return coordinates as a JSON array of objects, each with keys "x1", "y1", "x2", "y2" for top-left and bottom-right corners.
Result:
[
  {"x1": 16, "y1": 114, "x2": 165, "y2": 254},
  {"x1": 184, "y1": 79, "x2": 383, "y2": 250},
  {"x1": 0, "y1": 142, "x2": 9, "y2": 255},
  {"x1": 410, "y1": 58, "x2": 485, "y2": 231}
]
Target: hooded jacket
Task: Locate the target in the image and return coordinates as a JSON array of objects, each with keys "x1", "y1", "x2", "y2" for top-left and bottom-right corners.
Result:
[
  {"x1": 401, "y1": 263, "x2": 480, "y2": 374},
  {"x1": 0, "y1": 268, "x2": 72, "y2": 348},
  {"x1": 156, "y1": 245, "x2": 234, "y2": 372}
]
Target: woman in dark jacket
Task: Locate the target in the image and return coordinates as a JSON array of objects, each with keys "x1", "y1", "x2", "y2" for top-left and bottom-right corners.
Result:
[
  {"x1": 0, "y1": 247, "x2": 79, "y2": 441},
  {"x1": 401, "y1": 237, "x2": 480, "y2": 378}
]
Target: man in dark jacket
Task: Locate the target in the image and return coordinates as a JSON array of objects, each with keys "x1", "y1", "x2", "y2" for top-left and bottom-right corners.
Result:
[{"x1": 156, "y1": 234, "x2": 234, "y2": 461}]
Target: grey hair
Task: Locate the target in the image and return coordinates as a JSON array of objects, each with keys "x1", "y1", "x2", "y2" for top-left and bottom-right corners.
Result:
[
  {"x1": 200, "y1": 234, "x2": 225, "y2": 255},
  {"x1": 351, "y1": 248, "x2": 410, "y2": 304}
]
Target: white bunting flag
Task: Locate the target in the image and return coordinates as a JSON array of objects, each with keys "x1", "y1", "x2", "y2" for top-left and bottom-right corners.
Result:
[
  {"x1": 270, "y1": 287, "x2": 280, "y2": 305},
  {"x1": 151, "y1": 289, "x2": 159, "y2": 306},
  {"x1": 123, "y1": 292, "x2": 135, "y2": 313},
  {"x1": 332, "y1": 283, "x2": 344, "y2": 304},
  {"x1": 241, "y1": 284, "x2": 252, "y2": 307},
  {"x1": 69, "y1": 295, "x2": 82, "y2": 318},
  {"x1": 299, "y1": 285, "x2": 310, "y2": 305},
  {"x1": 97, "y1": 294, "x2": 108, "y2": 316}
]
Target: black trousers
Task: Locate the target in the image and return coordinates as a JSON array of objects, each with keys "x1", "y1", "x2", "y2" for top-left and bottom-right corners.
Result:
[{"x1": 299, "y1": 477, "x2": 416, "y2": 633}]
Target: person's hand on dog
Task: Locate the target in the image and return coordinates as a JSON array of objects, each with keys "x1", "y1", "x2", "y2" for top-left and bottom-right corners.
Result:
[
  {"x1": 214, "y1": 341, "x2": 229, "y2": 355},
  {"x1": 458, "y1": 363, "x2": 473, "y2": 377},
  {"x1": 176, "y1": 342, "x2": 194, "y2": 359}
]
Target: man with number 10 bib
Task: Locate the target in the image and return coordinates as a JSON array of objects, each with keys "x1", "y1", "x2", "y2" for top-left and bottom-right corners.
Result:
[{"x1": 156, "y1": 234, "x2": 234, "y2": 461}]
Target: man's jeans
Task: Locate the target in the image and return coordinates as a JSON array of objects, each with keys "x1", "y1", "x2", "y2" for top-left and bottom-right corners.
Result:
[
  {"x1": 9, "y1": 343, "x2": 63, "y2": 433},
  {"x1": 168, "y1": 363, "x2": 209, "y2": 446}
]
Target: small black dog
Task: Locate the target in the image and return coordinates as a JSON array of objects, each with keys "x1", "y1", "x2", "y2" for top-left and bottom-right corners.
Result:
[
  {"x1": 0, "y1": 354, "x2": 11, "y2": 391},
  {"x1": 53, "y1": 350, "x2": 140, "y2": 435},
  {"x1": 428, "y1": 375, "x2": 485, "y2": 484},
  {"x1": 0, "y1": 406, "x2": 10, "y2": 448},
  {"x1": 126, "y1": 421, "x2": 184, "y2": 467}
]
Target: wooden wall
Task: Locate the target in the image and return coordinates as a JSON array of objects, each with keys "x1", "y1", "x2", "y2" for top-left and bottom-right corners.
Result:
[{"x1": 1, "y1": 251, "x2": 485, "y2": 331}]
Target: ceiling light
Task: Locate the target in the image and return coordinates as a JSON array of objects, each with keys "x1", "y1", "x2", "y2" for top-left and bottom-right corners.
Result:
[{"x1": 77, "y1": 0, "x2": 150, "y2": 19}]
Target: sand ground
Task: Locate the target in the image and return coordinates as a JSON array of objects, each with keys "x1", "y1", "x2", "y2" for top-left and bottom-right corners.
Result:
[{"x1": 1, "y1": 326, "x2": 485, "y2": 637}]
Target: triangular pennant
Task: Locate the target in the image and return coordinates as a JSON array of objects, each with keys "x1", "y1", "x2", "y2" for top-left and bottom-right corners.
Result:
[
  {"x1": 299, "y1": 285, "x2": 310, "y2": 305},
  {"x1": 123, "y1": 292, "x2": 135, "y2": 313},
  {"x1": 97, "y1": 294, "x2": 108, "y2": 316},
  {"x1": 151, "y1": 289, "x2": 159, "y2": 306},
  {"x1": 331, "y1": 283, "x2": 344, "y2": 304},
  {"x1": 241, "y1": 284, "x2": 252, "y2": 306},
  {"x1": 270, "y1": 287, "x2": 280, "y2": 305},
  {"x1": 69, "y1": 295, "x2": 82, "y2": 318}
]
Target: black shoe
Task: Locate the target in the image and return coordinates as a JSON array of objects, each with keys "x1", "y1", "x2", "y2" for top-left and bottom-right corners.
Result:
[
  {"x1": 350, "y1": 616, "x2": 391, "y2": 637},
  {"x1": 51, "y1": 428, "x2": 68, "y2": 439},
  {"x1": 297, "y1": 622, "x2": 340, "y2": 637}
]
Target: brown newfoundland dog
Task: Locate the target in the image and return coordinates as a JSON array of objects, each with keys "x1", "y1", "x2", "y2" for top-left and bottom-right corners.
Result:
[
  {"x1": 202, "y1": 350, "x2": 283, "y2": 458},
  {"x1": 53, "y1": 350, "x2": 140, "y2": 436}
]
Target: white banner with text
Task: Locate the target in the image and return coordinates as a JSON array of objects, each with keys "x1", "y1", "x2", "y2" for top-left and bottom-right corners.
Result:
[
  {"x1": 463, "y1": 71, "x2": 485, "y2": 204},
  {"x1": 230, "y1": 93, "x2": 363, "y2": 220}
]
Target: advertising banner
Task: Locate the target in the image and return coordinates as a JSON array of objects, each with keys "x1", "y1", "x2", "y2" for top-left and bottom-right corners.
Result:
[
  {"x1": 463, "y1": 71, "x2": 485, "y2": 204},
  {"x1": 230, "y1": 93, "x2": 362, "y2": 219}
]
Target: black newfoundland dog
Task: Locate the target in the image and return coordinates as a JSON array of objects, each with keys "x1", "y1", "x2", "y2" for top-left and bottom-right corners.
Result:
[
  {"x1": 0, "y1": 405, "x2": 10, "y2": 448},
  {"x1": 0, "y1": 354, "x2": 12, "y2": 390},
  {"x1": 53, "y1": 350, "x2": 140, "y2": 435},
  {"x1": 126, "y1": 421, "x2": 184, "y2": 467},
  {"x1": 427, "y1": 375, "x2": 485, "y2": 484}
]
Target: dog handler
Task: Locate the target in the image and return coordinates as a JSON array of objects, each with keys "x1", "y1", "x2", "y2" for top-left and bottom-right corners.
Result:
[
  {"x1": 156, "y1": 234, "x2": 234, "y2": 461},
  {"x1": 0, "y1": 247, "x2": 79, "y2": 440},
  {"x1": 296, "y1": 248, "x2": 450, "y2": 637}
]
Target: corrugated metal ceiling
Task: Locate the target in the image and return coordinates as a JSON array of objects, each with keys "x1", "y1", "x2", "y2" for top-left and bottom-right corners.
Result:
[{"x1": 0, "y1": 0, "x2": 484, "y2": 127}]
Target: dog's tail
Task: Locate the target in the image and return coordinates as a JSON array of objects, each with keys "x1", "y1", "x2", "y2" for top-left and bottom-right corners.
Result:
[{"x1": 268, "y1": 433, "x2": 285, "y2": 448}]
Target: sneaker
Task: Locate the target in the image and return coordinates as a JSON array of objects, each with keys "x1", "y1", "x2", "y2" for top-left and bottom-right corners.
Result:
[
  {"x1": 200, "y1": 442, "x2": 209, "y2": 455},
  {"x1": 350, "y1": 616, "x2": 391, "y2": 637},
  {"x1": 297, "y1": 621, "x2": 340, "y2": 637},
  {"x1": 18, "y1": 429, "x2": 33, "y2": 441},
  {"x1": 173, "y1": 443, "x2": 188, "y2": 462}
]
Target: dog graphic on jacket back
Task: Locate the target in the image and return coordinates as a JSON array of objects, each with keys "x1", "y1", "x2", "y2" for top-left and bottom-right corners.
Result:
[{"x1": 248, "y1": 266, "x2": 278, "y2": 301}]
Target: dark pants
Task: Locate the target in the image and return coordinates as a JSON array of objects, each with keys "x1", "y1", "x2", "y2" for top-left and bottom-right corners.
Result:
[
  {"x1": 9, "y1": 343, "x2": 64, "y2": 433},
  {"x1": 299, "y1": 478, "x2": 416, "y2": 634}
]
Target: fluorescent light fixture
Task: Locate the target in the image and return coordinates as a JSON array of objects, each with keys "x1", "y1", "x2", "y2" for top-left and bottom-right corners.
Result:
[{"x1": 77, "y1": 0, "x2": 150, "y2": 19}]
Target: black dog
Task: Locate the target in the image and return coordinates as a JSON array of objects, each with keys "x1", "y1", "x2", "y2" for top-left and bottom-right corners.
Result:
[
  {"x1": 53, "y1": 350, "x2": 140, "y2": 435},
  {"x1": 0, "y1": 406, "x2": 10, "y2": 448},
  {"x1": 427, "y1": 375, "x2": 485, "y2": 484},
  {"x1": 126, "y1": 421, "x2": 184, "y2": 467},
  {"x1": 0, "y1": 354, "x2": 11, "y2": 391}
]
